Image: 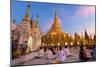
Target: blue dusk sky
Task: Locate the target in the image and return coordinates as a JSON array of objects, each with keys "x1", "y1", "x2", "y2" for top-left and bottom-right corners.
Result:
[{"x1": 11, "y1": 0, "x2": 96, "y2": 36}]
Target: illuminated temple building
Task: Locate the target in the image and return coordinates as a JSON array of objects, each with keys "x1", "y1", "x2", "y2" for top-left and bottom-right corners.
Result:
[
  {"x1": 42, "y1": 11, "x2": 79, "y2": 46},
  {"x1": 11, "y1": 5, "x2": 41, "y2": 52},
  {"x1": 42, "y1": 11, "x2": 95, "y2": 46}
]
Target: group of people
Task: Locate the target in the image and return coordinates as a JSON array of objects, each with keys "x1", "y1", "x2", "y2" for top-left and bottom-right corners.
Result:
[
  {"x1": 36, "y1": 45, "x2": 71, "y2": 63},
  {"x1": 79, "y1": 45, "x2": 96, "y2": 62},
  {"x1": 36, "y1": 44, "x2": 96, "y2": 63},
  {"x1": 12, "y1": 38, "x2": 96, "y2": 62}
]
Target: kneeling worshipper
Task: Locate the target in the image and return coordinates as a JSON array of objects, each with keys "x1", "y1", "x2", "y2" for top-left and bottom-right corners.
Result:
[
  {"x1": 38, "y1": 47, "x2": 44, "y2": 58},
  {"x1": 44, "y1": 46, "x2": 49, "y2": 59},
  {"x1": 47, "y1": 48, "x2": 54, "y2": 59},
  {"x1": 63, "y1": 46, "x2": 71, "y2": 57},
  {"x1": 57, "y1": 47, "x2": 66, "y2": 62}
]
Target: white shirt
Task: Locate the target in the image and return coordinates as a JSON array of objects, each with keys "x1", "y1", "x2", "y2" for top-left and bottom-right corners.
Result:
[
  {"x1": 57, "y1": 50, "x2": 66, "y2": 62},
  {"x1": 47, "y1": 50, "x2": 54, "y2": 59},
  {"x1": 63, "y1": 48, "x2": 71, "y2": 56},
  {"x1": 38, "y1": 49, "x2": 44, "y2": 57}
]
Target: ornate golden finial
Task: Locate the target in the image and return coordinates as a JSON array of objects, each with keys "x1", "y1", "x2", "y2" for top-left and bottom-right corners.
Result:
[
  {"x1": 22, "y1": 3, "x2": 31, "y2": 21},
  {"x1": 27, "y1": 4, "x2": 30, "y2": 8},
  {"x1": 54, "y1": 10, "x2": 57, "y2": 16},
  {"x1": 27, "y1": 1, "x2": 31, "y2": 8},
  {"x1": 26, "y1": 4, "x2": 30, "y2": 16},
  {"x1": 35, "y1": 15, "x2": 39, "y2": 27},
  {"x1": 37, "y1": 15, "x2": 39, "y2": 20},
  {"x1": 30, "y1": 15, "x2": 34, "y2": 29}
]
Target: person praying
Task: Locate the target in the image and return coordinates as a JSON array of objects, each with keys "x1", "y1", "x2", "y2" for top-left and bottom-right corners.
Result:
[
  {"x1": 63, "y1": 45, "x2": 71, "y2": 57},
  {"x1": 56, "y1": 47, "x2": 66, "y2": 62},
  {"x1": 38, "y1": 47, "x2": 44, "y2": 58},
  {"x1": 47, "y1": 48, "x2": 54, "y2": 59}
]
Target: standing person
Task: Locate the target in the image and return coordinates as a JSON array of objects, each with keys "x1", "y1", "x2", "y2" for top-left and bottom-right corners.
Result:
[
  {"x1": 63, "y1": 45, "x2": 71, "y2": 57},
  {"x1": 79, "y1": 45, "x2": 88, "y2": 62},
  {"x1": 57, "y1": 47, "x2": 66, "y2": 62},
  {"x1": 23, "y1": 41, "x2": 28, "y2": 55},
  {"x1": 13, "y1": 40, "x2": 19, "y2": 50},
  {"x1": 12, "y1": 39, "x2": 19, "y2": 58}
]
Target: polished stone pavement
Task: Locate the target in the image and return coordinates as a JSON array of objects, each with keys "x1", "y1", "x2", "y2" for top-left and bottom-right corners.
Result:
[{"x1": 11, "y1": 47, "x2": 93, "y2": 66}]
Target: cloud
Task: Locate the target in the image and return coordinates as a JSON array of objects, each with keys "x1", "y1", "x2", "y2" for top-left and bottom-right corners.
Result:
[{"x1": 75, "y1": 6, "x2": 95, "y2": 17}]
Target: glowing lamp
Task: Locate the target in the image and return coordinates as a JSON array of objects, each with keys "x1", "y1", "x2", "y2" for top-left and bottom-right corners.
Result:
[
  {"x1": 71, "y1": 42, "x2": 73, "y2": 45},
  {"x1": 65, "y1": 42, "x2": 68, "y2": 45},
  {"x1": 58, "y1": 42, "x2": 60, "y2": 46}
]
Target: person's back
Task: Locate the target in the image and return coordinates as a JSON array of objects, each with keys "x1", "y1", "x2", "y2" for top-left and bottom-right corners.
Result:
[
  {"x1": 63, "y1": 46, "x2": 71, "y2": 57},
  {"x1": 79, "y1": 45, "x2": 88, "y2": 61},
  {"x1": 47, "y1": 49, "x2": 54, "y2": 59},
  {"x1": 44, "y1": 47, "x2": 48, "y2": 59},
  {"x1": 38, "y1": 47, "x2": 44, "y2": 57},
  {"x1": 57, "y1": 47, "x2": 66, "y2": 62}
]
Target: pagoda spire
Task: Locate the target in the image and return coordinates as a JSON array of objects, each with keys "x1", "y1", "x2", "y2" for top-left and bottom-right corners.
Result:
[
  {"x1": 23, "y1": 4, "x2": 30, "y2": 21},
  {"x1": 53, "y1": 10, "x2": 61, "y2": 29},
  {"x1": 11, "y1": 19, "x2": 17, "y2": 30},
  {"x1": 45, "y1": 10, "x2": 64, "y2": 36},
  {"x1": 30, "y1": 15, "x2": 34, "y2": 29},
  {"x1": 54, "y1": 10, "x2": 57, "y2": 16},
  {"x1": 84, "y1": 29, "x2": 89, "y2": 40},
  {"x1": 35, "y1": 15, "x2": 39, "y2": 28},
  {"x1": 51, "y1": 10, "x2": 61, "y2": 32}
]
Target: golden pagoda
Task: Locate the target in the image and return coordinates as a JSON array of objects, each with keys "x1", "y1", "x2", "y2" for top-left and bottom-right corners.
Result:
[
  {"x1": 42, "y1": 11, "x2": 68, "y2": 46},
  {"x1": 46, "y1": 11, "x2": 63, "y2": 35}
]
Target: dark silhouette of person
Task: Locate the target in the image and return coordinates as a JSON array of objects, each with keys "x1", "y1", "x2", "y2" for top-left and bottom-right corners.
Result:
[
  {"x1": 91, "y1": 45, "x2": 96, "y2": 61},
  {"x1": 12, "y1": 39, "x2": 19, "y2": 59},
  {"x1": 79, "y1": 45, "x2": 88, "y2": 62}
]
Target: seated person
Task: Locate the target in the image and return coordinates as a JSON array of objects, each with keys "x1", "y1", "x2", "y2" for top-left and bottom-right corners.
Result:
[
  {"x1": 57, "y1": 47, "x2": 66, "y2": 62},
  {"x1": 44, "y1": 46, "x2": 48, "y2": 59},
  {"x1": 38, "y1": 47, "x2": 44, "y2": 58},
  {"x1": 47, "y1": 48, "x2": 54, "y2": 59},
  {"x1": 63, "y1": 46, "x2": 71, "y2": 57},
  {"x1": 79, "y1": 45, "x2": 89, "y2": 62}
]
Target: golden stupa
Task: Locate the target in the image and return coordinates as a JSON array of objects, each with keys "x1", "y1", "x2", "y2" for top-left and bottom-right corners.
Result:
[{"x1": 42, "y1": 11, "x2": 69, "y2": 46}]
